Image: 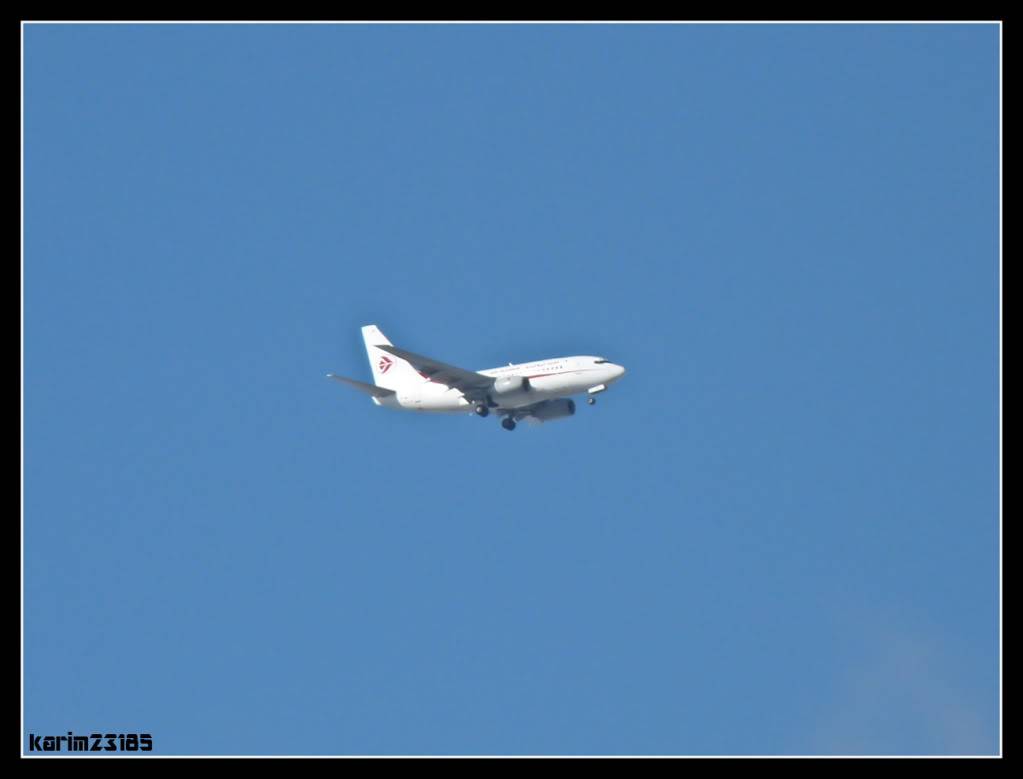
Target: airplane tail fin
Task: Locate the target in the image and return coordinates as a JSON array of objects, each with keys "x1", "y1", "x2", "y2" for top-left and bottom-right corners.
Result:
[{"x1": 361, "y1": 325, "x2": 421, "y2": 391}]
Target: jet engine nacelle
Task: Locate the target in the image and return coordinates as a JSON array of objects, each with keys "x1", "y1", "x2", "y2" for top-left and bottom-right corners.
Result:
[
  {"x1": 491, "y1": 375, "x2": 531, "y2": 406},
  {"x1": 529, "y1": 398, "x2": 576, "y2": 422}
]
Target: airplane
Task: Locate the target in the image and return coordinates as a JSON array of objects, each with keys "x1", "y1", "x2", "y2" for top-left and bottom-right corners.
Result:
[{"x1": 327, "y1": 325, "x2": 626, "y2": 431}]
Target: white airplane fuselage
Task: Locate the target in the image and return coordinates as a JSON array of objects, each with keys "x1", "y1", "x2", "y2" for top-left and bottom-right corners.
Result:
[{"x1": 375, "y1": 355, "x2": 627, "y2": 413}]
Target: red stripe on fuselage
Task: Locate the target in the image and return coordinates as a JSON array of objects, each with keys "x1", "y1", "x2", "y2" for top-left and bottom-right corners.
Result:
[
  {"x1": 523, "y1": 369, "x2": 598, "y2": 380},
  {"x1": 411, "y1": 367, "x2": 598, "y2": 385}
]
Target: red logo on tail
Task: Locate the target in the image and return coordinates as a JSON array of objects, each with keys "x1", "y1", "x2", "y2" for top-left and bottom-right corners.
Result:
[{"x1": 378, "y1": 356, "x2": 393, "y2": 374}]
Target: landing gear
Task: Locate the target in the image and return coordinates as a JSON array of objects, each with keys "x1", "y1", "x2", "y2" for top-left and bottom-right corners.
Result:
[
  {"x1": 474, "y1": 403, "x2": 490, "y2": 417},
  {"x1": 501, "y1": 417, "x2": 516, "y2": 431},
  {"x1": 587, "y1": 396, "x2": 596, "y2": 406}
]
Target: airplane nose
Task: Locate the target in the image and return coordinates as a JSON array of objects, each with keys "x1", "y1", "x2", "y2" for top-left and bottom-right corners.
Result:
[{"x1": 614, "y1": 364, "x2": 626, "y2": 379}]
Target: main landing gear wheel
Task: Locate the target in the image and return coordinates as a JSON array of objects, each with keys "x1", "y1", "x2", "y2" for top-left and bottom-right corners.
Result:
[
  {"x1": 501, "y1": 418, "x2": 516, "y2": 431},
  {"x1": 587, "y1": 397, "x2": 596, "y2": 405},
  {"x1": 474, "y1": 404, "x2": 490, "y2": 417}
]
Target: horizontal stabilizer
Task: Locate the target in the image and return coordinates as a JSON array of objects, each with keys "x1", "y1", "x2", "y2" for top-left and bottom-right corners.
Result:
[{"x1": 326, "y1": 373, "x2": 397, "y2": 398}]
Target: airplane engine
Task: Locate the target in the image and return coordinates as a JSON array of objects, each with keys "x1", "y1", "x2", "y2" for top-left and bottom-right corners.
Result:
[
  {"x1": 491, "y1": 375, "x2": 531, "y2": 406},
  {"x1": 529, "y1": 398, "x2": 576, "y2": 422}
]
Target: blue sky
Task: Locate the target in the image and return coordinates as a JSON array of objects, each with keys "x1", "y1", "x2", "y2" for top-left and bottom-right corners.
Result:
[{"x1": 24, "y1": 23, "x2": 999, "y2": 755}]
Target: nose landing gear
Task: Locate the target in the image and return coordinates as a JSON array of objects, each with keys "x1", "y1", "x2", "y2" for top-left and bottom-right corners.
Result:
[
  {"x1": 474, "y1": 403, "x2": 490, "y2": 417},
  {"x1": 587, "y1": 397, "x2": 596, "y2": 406}
]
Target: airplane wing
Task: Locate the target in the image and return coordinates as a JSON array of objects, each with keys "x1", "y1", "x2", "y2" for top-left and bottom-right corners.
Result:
[
  {"x1": 326, "y1": 373, "x2": 397, "y2": 398},
  {"x1": 374, "y1": 344, "x2": 494, "y2": 398}
]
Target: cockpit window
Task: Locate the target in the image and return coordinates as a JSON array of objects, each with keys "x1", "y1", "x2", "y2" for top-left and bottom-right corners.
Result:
[{"x1": 594, "y1": 359, "x2": 609, "y2": 364}]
